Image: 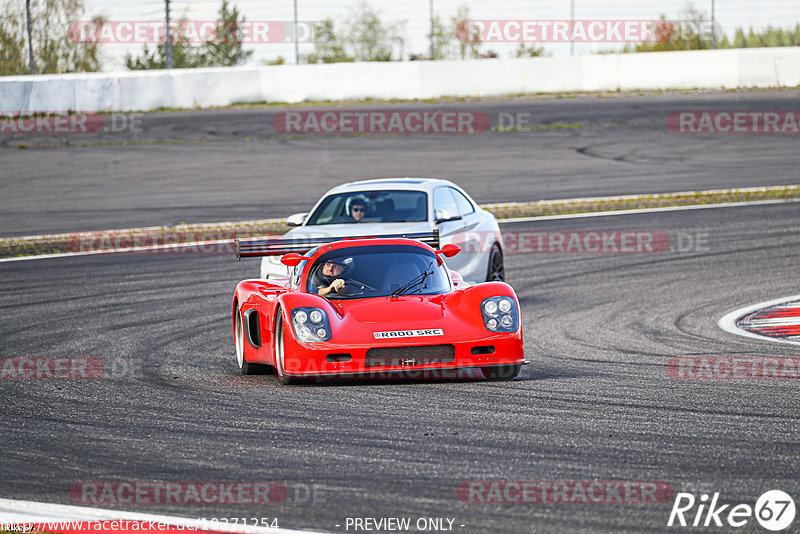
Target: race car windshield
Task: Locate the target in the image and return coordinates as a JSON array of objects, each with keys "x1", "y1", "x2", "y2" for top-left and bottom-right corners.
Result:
[
  {"x1": 306, "y1": 245, "x2": 450, "y2": 299},
  {"x1": 305, "y1": 191, "x2": 428, "y2": 225}
]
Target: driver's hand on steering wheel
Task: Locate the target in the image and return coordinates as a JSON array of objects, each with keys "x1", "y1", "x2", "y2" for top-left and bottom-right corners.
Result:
[{"x1": 329, "y1": 278, "x2": 345, "y2": 292}]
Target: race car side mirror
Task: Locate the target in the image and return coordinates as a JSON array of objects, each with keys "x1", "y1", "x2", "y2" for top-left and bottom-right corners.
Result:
[
  {"x1": 436, "y1": 244, "x2": 461, "y2": 258},
  {"x1": 280, "y1": 253, "x2": 304, "y2": 266}
]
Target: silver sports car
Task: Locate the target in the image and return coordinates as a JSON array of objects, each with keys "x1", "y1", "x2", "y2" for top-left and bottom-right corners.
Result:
[{"x1": 261, "y1": 178, "x2": 504, "y2": 284}]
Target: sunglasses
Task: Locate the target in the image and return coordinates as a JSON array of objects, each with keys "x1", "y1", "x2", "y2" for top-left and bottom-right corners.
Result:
[{"x1": 352, "y1": 207, "x2": 365, "y2": 212}]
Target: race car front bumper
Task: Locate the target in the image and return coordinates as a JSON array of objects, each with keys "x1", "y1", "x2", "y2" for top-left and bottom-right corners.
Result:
[{"x1": 281, "y1": 334, "x2": 525, "y2": 378}]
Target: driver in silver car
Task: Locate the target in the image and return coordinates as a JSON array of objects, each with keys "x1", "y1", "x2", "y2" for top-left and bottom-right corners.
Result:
[{"x1": 348, "y1": 197, "x2": 367, "y2": 222}]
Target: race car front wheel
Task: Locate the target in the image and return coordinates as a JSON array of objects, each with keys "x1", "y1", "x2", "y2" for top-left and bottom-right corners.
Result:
[
  {"x1": 482, "y1": 364, "x2": 521, "y2": 380},
  {"x1": 235, "y1": 305, "x2": 269, "y2": 375},
  {"x1": 274, "y1": 307, "x2": 311, "y2": 385}
]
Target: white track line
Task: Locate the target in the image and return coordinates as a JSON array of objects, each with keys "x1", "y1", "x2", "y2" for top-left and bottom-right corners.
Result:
[
  {"x1": 497, "y1": 198, "x2": 800, "y2": 224},
  {"x1": 0, "y1": 498, "x2": 322, "y2": 534},
  {"x1": 718, "y1": 294, "x2": 800, "y2": 347},
  {"x1": 482, "y1": 184, "x2": 800, "y2": 209},
  {"x1": 1, "y1": 198, "x2": 799, "y2": 264}
]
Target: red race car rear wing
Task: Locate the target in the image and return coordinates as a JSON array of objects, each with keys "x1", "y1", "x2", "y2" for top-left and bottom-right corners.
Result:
[{"x1": 235, "y1": 229, "x2": 440, "y2": 260}]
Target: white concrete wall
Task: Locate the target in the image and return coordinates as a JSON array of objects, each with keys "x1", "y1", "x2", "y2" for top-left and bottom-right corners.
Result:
[{"x1": 1, "y1": 47, "x2": 798, "y2": 113}]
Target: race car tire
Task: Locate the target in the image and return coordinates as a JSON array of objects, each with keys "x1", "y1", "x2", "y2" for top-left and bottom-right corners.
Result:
[
  {"x1": 274, "y1": 307, "x2": 312, "y2": 385},
  {"x1": 481, "y1": 364, "x2": 521, "y2": 380},
  {"x1": 486, "y1": 243, "x2": 505, "y2": 282},
  {"x1": 235, "y1": 305, "x2": 269, "y2": 375}
]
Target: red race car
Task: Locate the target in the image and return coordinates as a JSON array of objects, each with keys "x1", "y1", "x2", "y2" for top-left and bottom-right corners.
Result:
[{"x1": 232, "y1": 231, "x2": 525, "y2": 384}]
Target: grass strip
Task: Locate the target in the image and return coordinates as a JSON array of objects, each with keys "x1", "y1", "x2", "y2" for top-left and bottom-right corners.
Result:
[
  {"x1": 484, "y1": 185, "x2": 800, "y2": 219},
  {"x1": 2, "y1": 185, "x2": 798, "y2": 259}
]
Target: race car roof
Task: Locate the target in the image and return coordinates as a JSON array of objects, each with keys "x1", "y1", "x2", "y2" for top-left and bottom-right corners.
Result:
[
  {"x1": 310, "y1": 237, "x2": 436, "y2": 257},
  {"x1": 326, "y1": 177, "x2": 455, "y2": 195}
]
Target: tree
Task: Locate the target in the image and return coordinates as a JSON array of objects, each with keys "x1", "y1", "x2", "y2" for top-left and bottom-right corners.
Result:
[
  {"x1": 427, "y1": 14, "x2": 453, "y2": 60},
  {"x1": 125, "y1": 35, "x2": 203, "y2": 70},
  {"x1": 514, "y1": 44, "x2": 546, "y2": 58},
  {"x1": 0, "y1": 0, "x2": 103, "y2": 75},
  {"x1": 303, "y1": 3, "x2": 405, "y2": 63},
  {"x1": 125, "y1": 18, "x2": 206, "y2": 71},
  {"x1": 302, "y1": 18, "x2": 353, "y2": 64},
  {"x1": 733, "y1": 28, "x2": 747, "y2": 48},
  {"x1": 453, "y1": 5, "x2": 481, "y2": 59},
  {"x1": 424, "y1": 3, "x2": 486, "y2": 60},
  {"x1": 0, "y1": 7, "x2": 27, "y2": 75},
  {"x1": 632, "y1": 4, "x2": 714, "y2": 53},
  {"x1": 746, "y1": 27, "x2": 763, "y2": 48},
  {"x1": 197, "y1": 0, "x2": 253, "y2": 67},
  {"x1": 623, "y1": 2, "x2": 800, "y2": 54},
  {"x1": 126, "y1": 1, "x2": 253, "y2": 70},
  {"x1": 345, "y1": 2, "x2": 405, "y2": 61}
]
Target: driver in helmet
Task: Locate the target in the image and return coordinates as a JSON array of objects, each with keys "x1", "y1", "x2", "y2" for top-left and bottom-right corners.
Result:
[
  {"x1": 313, "y1": 257, "x2": 353, "y2": 296},
  {"x1": 347, "y1": 197, "x2": 367, "y2": 223}
]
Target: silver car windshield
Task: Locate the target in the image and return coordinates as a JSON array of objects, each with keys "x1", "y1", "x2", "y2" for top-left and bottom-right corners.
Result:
[{"x1": 305, "y1": 190, "x2": 428, "y2": 225}]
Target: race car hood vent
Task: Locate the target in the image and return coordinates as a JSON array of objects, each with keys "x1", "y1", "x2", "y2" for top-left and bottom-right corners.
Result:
[{"x1": 337, "y1": 297, "x2": 445, "y2": 324}]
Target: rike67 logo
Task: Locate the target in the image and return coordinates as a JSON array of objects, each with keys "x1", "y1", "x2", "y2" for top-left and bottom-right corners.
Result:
[{"x1": 668, "y1": 490, "x2": 795, "y2": 531}]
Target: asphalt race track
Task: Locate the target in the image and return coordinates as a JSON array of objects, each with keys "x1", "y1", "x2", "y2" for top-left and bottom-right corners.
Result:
[
  {"x1": 2, "y1": 91, "x2": 800, "y2": 236},
  {"x1": 1, "y1": 92, "x2": 800, "y2": 533}
]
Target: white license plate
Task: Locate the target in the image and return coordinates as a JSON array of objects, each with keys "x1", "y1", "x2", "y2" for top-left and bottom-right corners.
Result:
[{"x1": 373, "y1": 329, "x2": 444, "y2": 339}]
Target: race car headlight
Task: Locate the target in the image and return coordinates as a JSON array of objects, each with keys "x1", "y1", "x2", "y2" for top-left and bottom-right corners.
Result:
[
  {"x1": 481, "y1": 297, "x2": 518, "y2": 332},
  {"x1": 291, "y1": 307, "x2": 331, "y2": 342},
  {"x1": 270, "y1": 256, "x2": 283, "y2": 265}
]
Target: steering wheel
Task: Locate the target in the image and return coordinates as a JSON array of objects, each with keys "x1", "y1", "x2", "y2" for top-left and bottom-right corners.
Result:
[{"x1": 339, "y1": 278, "x2": 378, "y2": 296}]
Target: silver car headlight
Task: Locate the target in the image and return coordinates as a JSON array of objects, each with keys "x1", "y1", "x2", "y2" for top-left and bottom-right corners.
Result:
[
  {"x1": 481, "y1": 297, "x2": 519, "y2": 332},
  {"x1": 291, "y1": 307, "x2": 332, "y2": 342}
]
